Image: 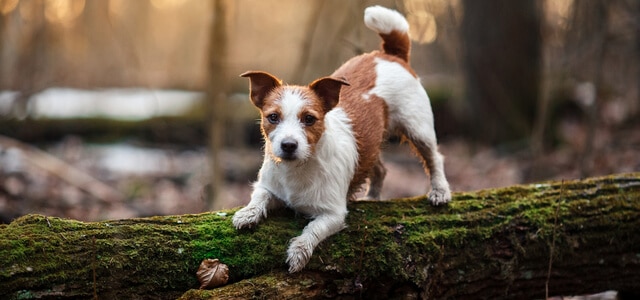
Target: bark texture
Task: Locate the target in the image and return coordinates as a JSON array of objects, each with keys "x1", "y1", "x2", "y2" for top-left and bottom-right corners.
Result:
[
  {"x1": 1, "y1": 173, "x2": 639, "y2": 299},
  {"x1": 461, "y1": 0, "x2": 542, "y2": 143}
]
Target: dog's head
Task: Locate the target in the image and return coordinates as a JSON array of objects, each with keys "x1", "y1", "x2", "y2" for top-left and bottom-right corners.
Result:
[{"x1": 241, "y1": 71, "x2": 349, "y2": 162}]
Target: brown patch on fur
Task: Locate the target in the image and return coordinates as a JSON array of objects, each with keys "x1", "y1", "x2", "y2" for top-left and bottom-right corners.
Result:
[
  {"x1": 257, "y1": 88, "x2": 285, "y2": 140},
  {"x1": 331, "y1": 53, "x2": 390, "y2": 197},
  {"x1": 295, "y1": 87, "x2": 329, "y2": 152},
  {"x1": 379, "y1": 30, "x2": 411, "y2": 63},
  {"x1": 309, "y1": 77, "x2": 350, "y2": 113},
  {"x1": 240, "y1": 71, "x2": 283, "y2": 108}
]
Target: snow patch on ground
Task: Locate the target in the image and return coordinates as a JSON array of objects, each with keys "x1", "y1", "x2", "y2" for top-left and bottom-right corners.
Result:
[{"x1": 2, "y1": 88, "x2": 204, "y2": 120}]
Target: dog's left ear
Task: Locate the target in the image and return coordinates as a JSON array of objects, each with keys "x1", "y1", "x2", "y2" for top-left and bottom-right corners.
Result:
[{"x1": 309, "y1": 77, "x2": 350, "y2": 113}]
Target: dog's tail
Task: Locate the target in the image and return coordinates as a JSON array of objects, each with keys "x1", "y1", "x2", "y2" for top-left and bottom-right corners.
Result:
[{"x1": 364, "y1": 6, "x2": 411, "y2": 62}]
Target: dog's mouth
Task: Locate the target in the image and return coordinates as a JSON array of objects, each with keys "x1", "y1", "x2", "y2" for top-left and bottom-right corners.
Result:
[
  {"x1": 279, "y1": 153, "x2": 297, "y2": 161},
  {"x1": 271, "y1": 152, "x2": 305, "y2": 165}
]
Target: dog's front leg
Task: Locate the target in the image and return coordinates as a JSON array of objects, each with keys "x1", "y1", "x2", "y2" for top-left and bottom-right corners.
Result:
[
  {"x1": 286, "y1": 212, "x2": 347, "y2": 273},
  {"x1": 232, "y1": 185, "x2": 274, "y2": 229}
]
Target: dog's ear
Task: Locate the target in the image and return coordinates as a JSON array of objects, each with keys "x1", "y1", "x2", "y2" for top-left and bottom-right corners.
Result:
[
  {"x1": 240, "y1": 71, "x2": 283, "y2": 108},
  {"x1": 309, "y1": 77, "x2": 350, "y2": 113}
]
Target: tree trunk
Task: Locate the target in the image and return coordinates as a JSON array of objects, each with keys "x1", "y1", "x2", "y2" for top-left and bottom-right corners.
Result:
[
  {"x1": 1, "y1": 173, "x2": 639, "y2": 299},
  {"x1": 206, "y1": 0, "x2": 230, "y2": 210},
  {"x1": 461, "y1": 0, "x2": 542, "y2": 143}
]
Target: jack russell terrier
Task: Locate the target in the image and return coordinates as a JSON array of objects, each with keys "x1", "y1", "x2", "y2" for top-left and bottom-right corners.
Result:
[{"x1": 233, "y1": 5, "x2": 451, "y2": 273}]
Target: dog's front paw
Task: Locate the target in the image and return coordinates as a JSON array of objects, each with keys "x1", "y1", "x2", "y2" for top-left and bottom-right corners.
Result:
[
  {"x1": 232, "y1": 206, "x2": 265, "y2": 229},
  {"x1": 356, "y1": 195, "x2": 379, "y2": 201},
  {"x1": 428, "y1": 187, "x2": 451, "y2": 206},
  {"x1": 286, "y1": 236, "x2": 313, "y2": 273}
]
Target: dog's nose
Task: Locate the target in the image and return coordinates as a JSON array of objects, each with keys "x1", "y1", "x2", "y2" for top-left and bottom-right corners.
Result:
[{"x1": 281, "y1": 140, "x2": 298, "y2": 154}]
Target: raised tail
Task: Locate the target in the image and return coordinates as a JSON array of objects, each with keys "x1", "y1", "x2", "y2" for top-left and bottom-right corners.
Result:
[{"x1": 364, "y1": 6, "x2": 411, "y2": 62}]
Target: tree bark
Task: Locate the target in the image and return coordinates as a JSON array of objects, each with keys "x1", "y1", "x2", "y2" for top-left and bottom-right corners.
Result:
[
  {"x1": 1, "y1": 173, "x2": 639, "y2": 299},
  {"x1": 461, "y1": 0, "x2": 542, "y2": 143}
]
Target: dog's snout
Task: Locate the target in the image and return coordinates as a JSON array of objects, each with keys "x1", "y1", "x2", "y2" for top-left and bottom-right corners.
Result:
[{"x1": 281, "y1": 139, "x2": 298, "y2": 154}]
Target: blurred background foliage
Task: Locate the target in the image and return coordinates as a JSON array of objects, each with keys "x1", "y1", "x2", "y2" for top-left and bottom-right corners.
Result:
[{"x1": 0, "y1": 0, "x2": 638, "y2": 222}]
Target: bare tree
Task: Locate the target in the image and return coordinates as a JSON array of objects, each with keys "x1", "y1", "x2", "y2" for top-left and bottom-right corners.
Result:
[
  {"x1": 0, "y1": 10, "x2": 5, "y2": 89},
  {"x1": 564, "y1": 0, "x2": 608, "y2": 178},
  {"x1": 461, "y1": 0, "x2": 542, "y2": 144},
  {"x1": 291, "y1": 0, "x2": 325, "y2": 82},
  {"x1": 10, "y1": 2, "x2": 51, "y2": 118},
  {"x1": 206, "y1": 0, "x2": 230, "y2": 210}
]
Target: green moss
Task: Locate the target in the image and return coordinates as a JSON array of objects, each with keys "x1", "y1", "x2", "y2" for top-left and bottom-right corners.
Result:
[
  {"x1": 188, "y1": 210, "x2": 309, "y2": 280},
  {"x1": 2, "y1": 173, "x2": 639, "y2": 299},
  {"x1": 1, "y1": 213, "x2": 203, "y2": 298}
]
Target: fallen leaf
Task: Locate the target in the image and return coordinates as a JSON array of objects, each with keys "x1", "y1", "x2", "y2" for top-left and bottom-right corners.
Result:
[{"x1": 196, "y1": 258, "x2": 229, "y2": 289}]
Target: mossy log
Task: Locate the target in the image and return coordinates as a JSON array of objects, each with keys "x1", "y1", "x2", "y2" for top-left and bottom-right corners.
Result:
[{"x1": 1, "y1": 173, "x2": 639, "y2": 299}]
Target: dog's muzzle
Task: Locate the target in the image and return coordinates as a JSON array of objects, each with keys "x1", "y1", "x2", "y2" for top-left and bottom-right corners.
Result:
[{"x1": 280, "y1": 139, "x2": 298, "y2": 160}]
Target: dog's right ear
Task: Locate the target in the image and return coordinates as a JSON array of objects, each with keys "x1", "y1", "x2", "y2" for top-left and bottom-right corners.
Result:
[{"x1": 240, "y1": 71, "x2": 282, "y2": 109}]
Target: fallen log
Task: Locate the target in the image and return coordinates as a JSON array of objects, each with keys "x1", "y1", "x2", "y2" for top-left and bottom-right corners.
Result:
[{"x1": 1, "y1": 173, "x2": 639, "y2": 299}]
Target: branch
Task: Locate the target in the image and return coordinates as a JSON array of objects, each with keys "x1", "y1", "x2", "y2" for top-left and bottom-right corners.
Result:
[
  {"x1": 1, "y1": 173, "x2": 639, "y2": 299},
  {"x1": 0, "y1": 135, "x2": 124, "y2": 203}
]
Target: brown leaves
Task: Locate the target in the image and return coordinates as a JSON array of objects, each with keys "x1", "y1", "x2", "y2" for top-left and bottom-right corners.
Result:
[{"x1": 196, "y1": 259, "x2": 229, "y2": 289}]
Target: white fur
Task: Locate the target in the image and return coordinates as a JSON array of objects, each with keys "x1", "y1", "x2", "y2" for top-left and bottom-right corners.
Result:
[
  {"x1": 364, "y1": 5, "x2": 409, "y2": 35},
  {"x1": 233, "y1": 97, "x2": 358, "y2": 272},
  {"x1": 365, "y1": 57, "x2": 451, "y2": 204},
  {"x1": 368, "y1": 58, "x2": 435, "y2": 136}
]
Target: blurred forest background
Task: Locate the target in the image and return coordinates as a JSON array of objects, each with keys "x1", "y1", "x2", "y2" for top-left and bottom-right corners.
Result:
[{"x1": 0, "y1": 0, "x2": 638, "y2": 223}]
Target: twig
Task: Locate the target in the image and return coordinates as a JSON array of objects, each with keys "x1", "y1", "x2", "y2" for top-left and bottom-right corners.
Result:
[
  {"x1": 356, "y1": 224, "x2": 369, "y2": 273},
  {"x1": 92, "y1": 236, "x2": 98, "y2": 300},
  {"x1": 546, "y1": 180, "x2": 564, "y2": 299},
  {"x1": 0, "y1": 134, "x2": 124, "y2": 203}
]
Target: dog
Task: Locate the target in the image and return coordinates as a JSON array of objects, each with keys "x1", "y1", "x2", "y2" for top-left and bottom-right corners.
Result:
[{"x1": 232, "y1": 5, "x2": 451, "y2": 273}]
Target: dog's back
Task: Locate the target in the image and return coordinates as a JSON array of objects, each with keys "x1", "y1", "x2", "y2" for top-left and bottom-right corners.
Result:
[{"x1": 331, "y1": 6, "x2": 429, "y2": 198}]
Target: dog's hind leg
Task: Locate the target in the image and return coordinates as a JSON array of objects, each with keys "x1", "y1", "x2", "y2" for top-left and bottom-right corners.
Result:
[
  {"x1": 402, "y1": 128, "x2": 451, "y2": 205},
  {"x1": 368, "y1": 57, "x2": 450, "y2": 204},
  {"x1": 407, "y1": 135, "x2": 451, "y2": 205},
  {"x1": 382, "y1": 72, "x2": 451, "y2": 205},
  {"x1": 363, "y1": 156, "x2": 386, "y2": 200}
]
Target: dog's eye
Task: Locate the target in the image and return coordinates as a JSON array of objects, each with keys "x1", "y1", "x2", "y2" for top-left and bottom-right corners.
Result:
[
  {"x1": 303, "y1": 115, "x2": 317, "y2": 126},
  {"x1": 267, "y1": 113, "x2": 280, "y2": 124}
]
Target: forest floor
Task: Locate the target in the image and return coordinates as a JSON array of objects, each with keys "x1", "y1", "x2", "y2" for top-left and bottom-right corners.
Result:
[{"x1": 1, "y1": 119, "x2": 638, "y2": 223}]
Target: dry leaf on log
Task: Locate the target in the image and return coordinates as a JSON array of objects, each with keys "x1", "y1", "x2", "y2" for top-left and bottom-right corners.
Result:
[{"x1": 196, "y1": 258, "x2": 229, "y2": 289}]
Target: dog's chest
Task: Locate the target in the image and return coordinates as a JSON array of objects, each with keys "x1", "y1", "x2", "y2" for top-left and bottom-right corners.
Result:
[{"x1": 261, "y1": 158, "x2": 334, "y2": 213}]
